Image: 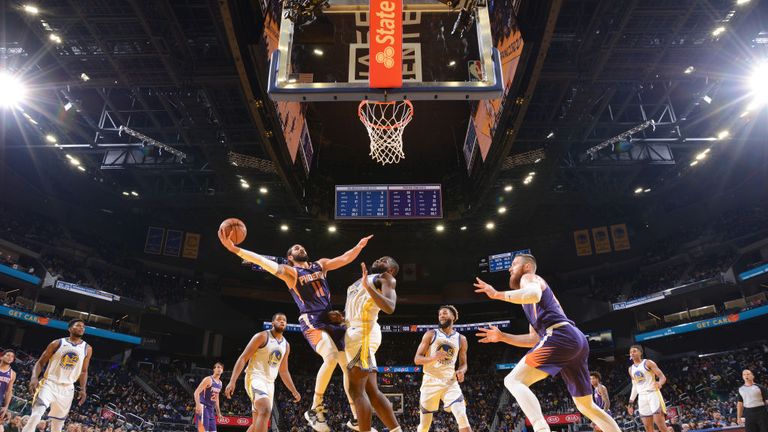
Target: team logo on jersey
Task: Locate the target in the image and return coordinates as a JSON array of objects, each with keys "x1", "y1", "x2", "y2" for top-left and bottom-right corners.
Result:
[
  {"x1": 268, "y1": 350, "x2": 283, "y2": 366},
  {"x1": 59, "y1": 351, "x2": 80, "y2": 369},
  {"x1": 633, "y1": 370, "x2": 646, "y2": 383},
  {"x1": 436, "y1": 343, "x2": 455, "y2": 364}
]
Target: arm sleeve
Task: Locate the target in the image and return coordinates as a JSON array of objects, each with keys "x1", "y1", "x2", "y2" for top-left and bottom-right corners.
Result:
[
  {"x1": 502, "y1": 282, "x2": 543, "y2": 304},
  {"x1": 236, "y1": 249, "x2": 280, "y2": 275},
  {"x1": 629, "y1": 382, "x2": 638, "y2": 403}
]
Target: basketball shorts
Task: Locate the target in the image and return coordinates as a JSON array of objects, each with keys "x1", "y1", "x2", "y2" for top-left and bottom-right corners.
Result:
[
  {"x1": 299, "y1": 312, "x2": 346, "y2": 357},
  {"x1": 345, "y1": 322, "x2": 382, "y2": 372},
  {"x1": 523, "y1": 323, "x2": 592, "y2": 397},
  {"x1": 34, "y1": 380, "x2": 74, "y2": 420},
  {"x1": 194, "y1": 406, "x2": 217, "y2": 432},
  {"x1": 245, "y1": 374, "x2": 275, "y2": 410},
  {"x1": 420, "y1": 374, "x2": 465, "y2": 413},
  {"x1": 638, "y1": 392, "x2": 666, "y2": 417}
]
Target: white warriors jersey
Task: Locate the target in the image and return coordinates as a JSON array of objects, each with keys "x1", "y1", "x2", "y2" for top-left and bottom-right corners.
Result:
[
  {"x1": 423, "y1": 329, "x2": 461, "y2": 381},
  {"x1": 345, "y1": 274, "x2": 382, "y2": 327},
  {"x1": 245, "y1": 331, "x2": 287, "y2": 383},
  {"x1": 44, "y1": 338, "x2": 88, "y2": 385},
  {"x1": 630, "y1": 359, "x2": 657, "y2": 394}
]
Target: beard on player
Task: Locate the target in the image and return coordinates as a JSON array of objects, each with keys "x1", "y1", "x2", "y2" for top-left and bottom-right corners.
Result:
[
  {"x1": 438, "y1": 317, "x2": 453, "y2": 329},
  {"x1": 272, "y1": 313, "x2": 287, "y2": 334},
  {"x1": 287, "y1": 244, "x2": 309, "y2": 263}
]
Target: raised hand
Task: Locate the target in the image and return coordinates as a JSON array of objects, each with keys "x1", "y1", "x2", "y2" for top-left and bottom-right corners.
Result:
[
  {"x1": 473, "y1": 277, "x2": 499, "y2": 300},
  {"x1": 218, "y1": 228, "x2": 240, "y2": 254},
  {"x1": 357, "y1": 234, "x2": 374, "y2": 249},
  {"x1": 475, "y1": 326, "x2": 502, "y2": 343}
]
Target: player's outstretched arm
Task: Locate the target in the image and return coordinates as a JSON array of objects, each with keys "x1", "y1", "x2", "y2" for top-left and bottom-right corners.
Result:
[
  {"x1": 456, "y1": 334, "x2": 469, "y2": 383},
  {"x1": 318, "y1": 235, "x2": 373, "y2": 272},
  {"x1": 226, "y1": 332, "x2": 266, "y2": 399},
  {"x1": 78, "y1": 344, "x2": 93, "y2": 406},
  {"x1": 360, "y1": 262, "x2": 396, "y2": 314},
  {"x1": 475, "y1": 324, "x2": 539, "y2": 348},
  {"x1": 473, "y1": 274, "x2": 542, "y2": 304},
  {"x1": 28, "y1": 339, "x2": 60, "y2": 393},
  {"x1": 278, "y1": 343, "x2": 301, "y2": 402},
  {"x1": 414, "y1": 330, "x2": 446, "y2": 366},
  {"x1": 218, "y1": 228, "x2": 297, "y2": 286},
  {"x1": 193, "y1": 376, "x2": 212, "y2": 415},
  {"x1": 646, "y1": 359, "x2": 666, "y2": 389}
]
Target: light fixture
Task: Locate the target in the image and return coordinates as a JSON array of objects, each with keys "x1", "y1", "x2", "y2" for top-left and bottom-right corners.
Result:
[
  {"x1": 546, "y1": 131, "x2": 555, "y2": 139},
  {"x1": 436, "y1": 224, "x2": 445, "y2": 232},
  {"x1": 460, "y1": 226, "x2": 467, "y2": 231},
  {"x1": 448, "y1": 60, "x2": 456, "y2": 67},
  {"x1": 717, "y1": 130, "x2": 730, "y2": 140},
  {"x1": 79, "y1": 73, "x2": 90, "y2": 82},
  {"x1": 313, "y1": 49, "x2": 324, "y2": 56},
  {"x1": 485, "y1": 222, "x2": 495, "y2": 230},
  {"x1": 528, "y1": 171, "x2": 536, "y2": 176},
  {"x1": 45, "y1": 134, "x2": 57, "y2": 143},
  {"x1": 736, "y1": 0, "x2": 750, "y2": 5},
  {"x1": 23, "y1": 5, "x2": 39, "y2": 14},
  {"x1": 644, "y1": 188, "x2": 651, "y2": 193},
  {"x1": 695, "y1": 152, "x2": 707, "y2": 160},
  {"x1": 122, "y1": 191, "x2": 130, "y2": 196},
  {"x1": 634, "y1": 187, "x2": 643, "y2": 194},
  {"x1": 712, "y1": 26, "x2": 726, "y2": 37},
  {"x1": 0, "y1": 71, "x2": 27, "y2": 108},
  {"x1": 49, "y1": 34, "x2": 62, "y2": 44},
  {"x1": 130, "y1": 191, "x2": 139, "y2": 197},
  {"x1": 76, "y1": 165, "x2": 85, "y2": 172},
  {"x1": 683, "y1": 66, "x2": 695, "y2": 74},
  {"x1": 328, "y1": 225, "x2": 337, "y2": 233},
  {"x1": 68, "y1": 157, "x2": 81, "y2": 166},
  {"x1": 703, "y1": 148, "x2": 711, "y2": 154},
  {"x1": 534, "y1": 158, "x2": 542, "y2": 163},
  {"x1": 240, "y1": 181, "x2": 250, "y2": 189},
  {"x1": 498, "y1": 206, "x2": 507, "y2": 214},
  {"x1": 690, "y1": 160, "x2": 699, "y2": 166},
  {"x1": 280, "y1": 224, "x2": 289, "y2": 232},
  {"x1": 259, "y1": 186, "x2": 268, "y2": 194},
  {"x1": 748, "y1": 62, "x2": 768, "y2": 105},
  {"x1": 504, "y1": 185, "x2": 513, "y2": 192},
  {"x1": 523, "y1": 176, "x2": 533, "y2": 184},
  {"x1": 701, "y1": 95, "x2": 713, "y2": 104}
]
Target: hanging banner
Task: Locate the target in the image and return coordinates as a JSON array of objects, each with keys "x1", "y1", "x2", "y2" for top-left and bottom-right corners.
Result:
[
  {"x1": 144, "y1": 227, "x2": 165, "y2": 255},
  {"x1": 163, "y1": 230, "x2": 183, "y2": 257},
  {"x1": 573, "y1": 230, "x2": 592, "y2": 256},
  {"x1": 592, "y1": 226, "x2": 612, "y2": 254},
  {"x1": 369, "y1": 0, "x2": 403, "y2": 88},
  {"x1": 182, "y1": 233, "x2": 201, "y2": 259},
  {"x1": 611, "y1": 223, "x2": 631, "y2": 251}
]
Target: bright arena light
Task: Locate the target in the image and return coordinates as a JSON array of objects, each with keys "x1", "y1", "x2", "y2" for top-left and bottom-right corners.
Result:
[
  {"x1": 749, "y1": 62, "x2": 768, "y2": 105},
  {"x1": 485, "y1": 222, "x2": 495, "y2": 230},
  {"x1": 717, "y1": 130, "x2": 730, "y2": 140},
  {"x1": 23, "y1": 4, "x2": 39, "y2": 14},
  {"x1": 712, "y1": 26, "x2": 726, "y2": 37},
  {"x1": 280, "y1": 224, "x2": 289, "y2": 231},
  {"x1": 436, "y1": 224, "x2": 445, "y2": 232},
  {"x1": 45, "y1": 134, "x2": 57, "y2": 143},
  {"x1": 498, "y1": 206, "x2": 507, "y2": 214},
  {"x1": 0, "y1": 71, "x2": 27, "y2": 108},
  {"x1": 327, "y1": 225, "x2": 336, "y2": 233}
]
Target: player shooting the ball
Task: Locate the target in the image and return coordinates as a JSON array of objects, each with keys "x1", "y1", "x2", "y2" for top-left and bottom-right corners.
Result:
[{"x1": 218, "y1": 225, "x2": 374, "y2": 432}]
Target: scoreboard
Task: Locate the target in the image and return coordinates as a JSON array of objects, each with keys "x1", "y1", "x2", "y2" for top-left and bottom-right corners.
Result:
[
  {"x1": 335, "y1": 184, "x2": 442, "y2": 219},
  {"x1": 487, "y1": 249, "x2": 532, "y2": 272}
]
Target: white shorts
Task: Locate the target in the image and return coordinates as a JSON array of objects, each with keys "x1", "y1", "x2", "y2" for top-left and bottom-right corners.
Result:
[
  {"x1": 638, "y1": 391, "x2": 666, "y2": 417},
  {"x1": 34, "y1": 381, "x2": 74, "y2": 420},
  {"x1": 345, "y1": 323, "x2": 382, "y2": 371},
  {"x1": 420, "y1": 375, "x2": 465, "y2": 413},
  {"x1": 245, "y1": 374, "x2": 275, "y2": 410}
]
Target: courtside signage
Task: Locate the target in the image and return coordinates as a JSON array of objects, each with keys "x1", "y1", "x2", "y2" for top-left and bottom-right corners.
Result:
[{"x1": 635, "y1": 304, "x2": 768, "y2": 342}]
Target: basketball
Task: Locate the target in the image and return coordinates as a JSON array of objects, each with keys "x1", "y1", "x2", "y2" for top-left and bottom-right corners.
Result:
[{"x1": 220, "y1": 218, "x2": 247, "y2": 245}]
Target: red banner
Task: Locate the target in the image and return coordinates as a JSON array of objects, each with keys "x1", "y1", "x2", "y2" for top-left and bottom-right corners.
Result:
[
  {"x1": 369, "y1": 0, "x2": 402, "y2": 88},
  {"x1": 217, "y1": 416, "x2": 256, "y2": 427},
  {"x1": 525, "y1": 413, "x2": 582, "y2": 425}
]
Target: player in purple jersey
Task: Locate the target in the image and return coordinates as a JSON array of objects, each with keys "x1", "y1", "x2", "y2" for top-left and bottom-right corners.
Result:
[
  {"x1": 473, "y1": 254, "x2": 620, "y2": 432},
  {"x1": 219, "y1": 229, "x2": 373, "y2": 432},
  {"x1": 0, "y1": 350, "x2": 17, "y2": 423},
  {"x1": 590, "y1": 372, "x2": 611, "y2": 431},
  {"x1": 194, "y1": 362, "x2": 224, "y2": 432}
]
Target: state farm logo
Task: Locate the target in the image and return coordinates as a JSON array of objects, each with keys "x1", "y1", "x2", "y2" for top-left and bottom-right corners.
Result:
[
  {"x1": 236, "y1": 418, "x2": 249, "y2": 425},
  {"x1": 546, "y1": 416, "x2": 560, "y2": 423},
  {"x1": 376, "y1": 46, "x2": 396, "y2": 69},
  {"x1": 727, "y1": 314, "x2": 740, "y2": 323},
  {"x1": 565, "y1": 414, "x2": 580, "y2": 422}
]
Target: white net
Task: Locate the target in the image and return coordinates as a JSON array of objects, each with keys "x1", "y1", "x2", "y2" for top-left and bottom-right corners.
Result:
[{"x1": 358, "y1": 100, "x2": 414, "y2": 165}]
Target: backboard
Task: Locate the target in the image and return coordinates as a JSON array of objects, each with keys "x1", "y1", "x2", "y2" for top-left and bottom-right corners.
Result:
[{"x1": 267, "y1": 0, "x2": 503, "y2": 102}]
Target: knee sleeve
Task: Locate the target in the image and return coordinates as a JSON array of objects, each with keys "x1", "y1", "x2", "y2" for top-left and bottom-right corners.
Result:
[{"x1": 451, "y1": 402, "x2": 470, "y2": 429}]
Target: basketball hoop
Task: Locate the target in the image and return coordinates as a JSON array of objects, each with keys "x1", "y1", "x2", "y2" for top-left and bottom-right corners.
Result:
[{"x1": 358, "y1": 100, "x2": 414, "y2": 165}]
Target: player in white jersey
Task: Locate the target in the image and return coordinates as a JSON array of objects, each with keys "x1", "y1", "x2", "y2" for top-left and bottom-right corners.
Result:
[
  {"x1": 23, "y1": 319, "x2": 93, "y2": 432},
  {"x1": 414, "y1": 305, "x2": 471, "y2": 432},
  {"x1": 627, "y1": 345, "x2": 668, "y2": 432},
  {"x1": 345, "y1": 258, "x2": 402, "y2": 432},
  {"x1": 225, "y1": 313, "x2": 300, "y2": 432}
]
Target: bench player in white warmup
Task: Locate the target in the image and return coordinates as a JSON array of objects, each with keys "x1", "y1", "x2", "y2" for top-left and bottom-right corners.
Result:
[
  {"x1": 627, "y1": 345, "x2": 669, "y2": 432},
  {"x1": 414, "y1": 305, "x2": 471, "y2": 432},
  {"x1": 345, "y1": 258, "x2": 403, "y2": 432},
  {"x1": 23, "y1": 319, "x2": 93, "y2": 432},
  {"x1": 226, "y1": 313, "x2": 301, "y2": 432}
]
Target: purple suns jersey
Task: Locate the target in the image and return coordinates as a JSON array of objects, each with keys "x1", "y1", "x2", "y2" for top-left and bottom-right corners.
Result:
[
  {"x1": 201, "y1": 376, "x2": 222, "y2": 407},
  {"x1": 521, "y1": 283, "x2": 574, "y2": 337},
  {"x1": 593, "y1": 386, "x2": 605, "y2": 409},
  {"x1": 290, "y1": 262, "x2": 332, "y2": 314},
  {"x1": 0, "y1": 368, "x2": 11, "y2": 403}
]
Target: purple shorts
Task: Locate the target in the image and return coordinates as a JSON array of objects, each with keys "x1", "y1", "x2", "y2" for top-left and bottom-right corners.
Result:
[
  {"x1": 194, "y1": 406, "x2": 217, "y2": 432},
  {"x1": 299, "y1": 311, "x2": 346, "y2": 351},
  {"x1": 524, "y1": 324, "x2": 592, "y2": 397}
]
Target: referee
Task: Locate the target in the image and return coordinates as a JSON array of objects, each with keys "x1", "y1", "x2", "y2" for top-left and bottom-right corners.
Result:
[{"x1": 737, "y1": 369, "x2": 768, "y2": 432}]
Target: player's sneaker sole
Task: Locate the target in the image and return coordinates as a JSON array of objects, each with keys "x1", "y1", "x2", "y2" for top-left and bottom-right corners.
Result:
[
  {"x1": 304, "y1": 410, "x2": 331, "y2": 432},
  {"x1": 346, "y1": 420, "x2": 377, "y2": 432}
]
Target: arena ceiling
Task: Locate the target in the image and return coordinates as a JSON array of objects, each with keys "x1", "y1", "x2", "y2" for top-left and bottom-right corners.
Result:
[{"x1": 1, "y1": 0, "x2": 766, "y2": 232}]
